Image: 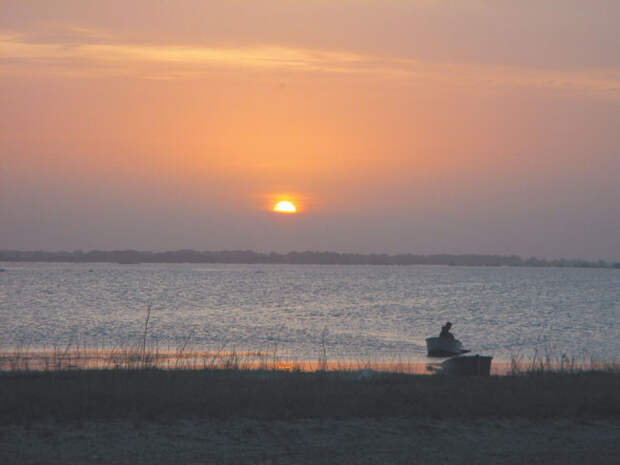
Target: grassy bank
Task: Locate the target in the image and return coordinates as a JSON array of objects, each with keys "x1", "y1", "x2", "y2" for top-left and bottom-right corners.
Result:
[{"x1": 2, "y1": 367, "x2": 619, "y2": 426}]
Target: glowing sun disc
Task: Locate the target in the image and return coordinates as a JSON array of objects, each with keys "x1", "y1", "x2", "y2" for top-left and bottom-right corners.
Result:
[{"x1": 273, "y1": 200, "x2": 297, "y2": 213}]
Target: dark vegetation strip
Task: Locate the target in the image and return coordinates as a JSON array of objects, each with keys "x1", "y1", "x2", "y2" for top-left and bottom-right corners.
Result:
[
  {"x1": 2, "y1": 369, "x2": 619, "y2": 425},
  {"x1": 2, "y1": 249, "x2": 618, "y2": 267}
]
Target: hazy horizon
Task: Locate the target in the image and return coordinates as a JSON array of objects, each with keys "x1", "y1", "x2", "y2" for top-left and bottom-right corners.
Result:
[
  {"x1": 2, "y1": 1, "x2": 619, "y2": 261},
  {"x1": 1, "y1": 248, "x2": 616, "y2": 265}
]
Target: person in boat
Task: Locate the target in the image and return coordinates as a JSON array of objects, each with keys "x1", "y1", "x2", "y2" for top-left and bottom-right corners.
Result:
[{"x1": 439, "y1": 322, "x2": 455, "y2": 340}]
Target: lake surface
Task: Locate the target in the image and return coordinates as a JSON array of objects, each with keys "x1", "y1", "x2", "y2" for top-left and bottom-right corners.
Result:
[{"x1": 1, "y1": 263, "x2": 618, "y2": 362}]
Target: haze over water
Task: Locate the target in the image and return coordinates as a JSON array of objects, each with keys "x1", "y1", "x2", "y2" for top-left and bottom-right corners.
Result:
[{"x1": 2, "y1": 263, "x2": 618, "y2": 363}]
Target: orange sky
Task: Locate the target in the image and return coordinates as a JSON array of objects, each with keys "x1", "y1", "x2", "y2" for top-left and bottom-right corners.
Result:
[{"x1": 1, "y1": 1, "x2": 619, "y2": 259}]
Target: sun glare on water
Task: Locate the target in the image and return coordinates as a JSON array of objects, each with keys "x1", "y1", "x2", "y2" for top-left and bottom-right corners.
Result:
[{"x1": 273, "y1": 200, "x2": 297, "y2": 213}]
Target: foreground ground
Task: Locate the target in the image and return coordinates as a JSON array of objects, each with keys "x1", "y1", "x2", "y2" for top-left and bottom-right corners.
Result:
[
  {"x1": 2, "y1": 417, "x2": 619, "y2": 465},
  {"x1": 1, "y1": 368, "x2": 619, "y2": 464}
]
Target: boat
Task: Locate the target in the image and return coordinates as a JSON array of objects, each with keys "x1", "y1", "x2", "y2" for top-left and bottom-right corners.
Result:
[
  {"x1": 440, "y1": 354, "x2": 493, "y2": 376},
  {"x1": 425, "y1": 336, "x2": 470, "y2": 357}
]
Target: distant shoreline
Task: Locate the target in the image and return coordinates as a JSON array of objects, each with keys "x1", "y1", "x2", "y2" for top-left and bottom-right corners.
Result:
[{"x1": 1, "y1": 250, "x2": 618, "y2": 268}]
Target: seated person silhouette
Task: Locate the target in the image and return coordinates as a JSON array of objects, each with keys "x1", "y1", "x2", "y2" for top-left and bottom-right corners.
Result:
[{"x1": 439, "y1": 322, "x2": 455, "y2": 340}]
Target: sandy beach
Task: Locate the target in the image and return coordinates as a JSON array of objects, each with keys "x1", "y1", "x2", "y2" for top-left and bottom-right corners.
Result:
[
  {"x1": 2, "y1": 365, "x2": 619, "y2": 463},
  {"x1": 2, "y1": 417, "x2": 619, "y2": 464}
]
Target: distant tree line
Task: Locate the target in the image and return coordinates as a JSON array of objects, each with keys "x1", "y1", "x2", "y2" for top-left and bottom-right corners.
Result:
[{"x1": 0, "y1": 249, "x2": 617, "y2": 268}]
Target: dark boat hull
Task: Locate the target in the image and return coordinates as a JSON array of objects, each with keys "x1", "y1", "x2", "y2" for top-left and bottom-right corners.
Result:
[{"x1": 441, "y1": 355, "x2": 493, "y2": 376}]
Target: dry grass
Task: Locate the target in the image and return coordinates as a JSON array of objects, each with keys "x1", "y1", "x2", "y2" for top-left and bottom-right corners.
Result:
[
  {"x1": 2, "y1": 323, "x2": 619, "y2": 427},
  {"x1": 1, "y1": 354, "x2": 619, "y2": 426}
]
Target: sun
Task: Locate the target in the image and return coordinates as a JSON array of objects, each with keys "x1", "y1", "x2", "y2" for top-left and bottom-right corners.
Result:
[{"x1": 273, "y1": 200, "x2": 297, "y2": 213}]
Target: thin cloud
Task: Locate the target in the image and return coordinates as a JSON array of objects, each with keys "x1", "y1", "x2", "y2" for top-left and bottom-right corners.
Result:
[{"x1": 1, "y1": 28, "x2": 619, "y2": 99}]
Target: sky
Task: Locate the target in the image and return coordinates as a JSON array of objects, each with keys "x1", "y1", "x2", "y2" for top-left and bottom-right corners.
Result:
[{"x1": 1, "y1": 1, "x2": 619, "y2": 260}]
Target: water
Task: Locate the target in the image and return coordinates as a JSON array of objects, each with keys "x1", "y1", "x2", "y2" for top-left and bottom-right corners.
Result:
[{"x1": 1, "y1": 263, "x2": 618, "y2": 362}]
